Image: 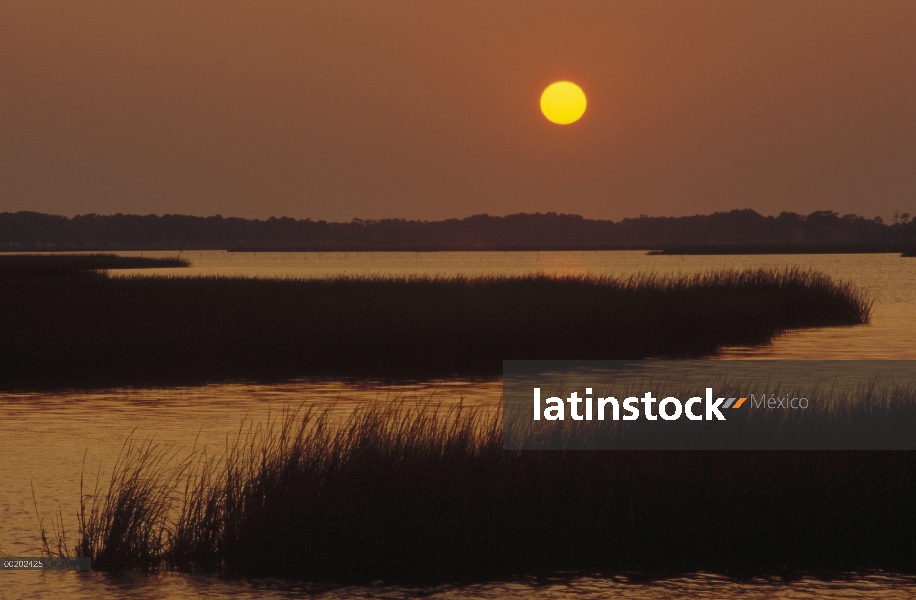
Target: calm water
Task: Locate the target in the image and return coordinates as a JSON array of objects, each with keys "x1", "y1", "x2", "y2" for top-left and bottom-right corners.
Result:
[{"x1": 4, "y1": 251, "x2": 916, "y2": 598}]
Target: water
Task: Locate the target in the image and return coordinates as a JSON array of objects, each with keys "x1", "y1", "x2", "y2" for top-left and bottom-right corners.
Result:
[
  {"x1": 8, "y1": 572, "x2": 916, "y2": 599},
  {"x1": 3, "y1": 251, "x2": 916, "y2": 598}
]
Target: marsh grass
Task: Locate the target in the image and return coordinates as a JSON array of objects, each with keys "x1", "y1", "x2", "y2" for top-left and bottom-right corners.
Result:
[
  {"x1": 0, "y1": 253, "x2": 189, "y2": 274},
  {"x1": 36, "y1": 437, "x2": 193, "y2": 572},
  {"x1": 42, "y1": 391, "x2": 916, "y2": 583},
  {"x1": 1, "y1": 268, "x2": 871, "y2": 389}
]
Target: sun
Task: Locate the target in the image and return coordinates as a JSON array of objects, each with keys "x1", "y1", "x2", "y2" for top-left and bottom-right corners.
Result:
[{"x1": 540, "y1": 81, "x2": 587, "y2": 125}]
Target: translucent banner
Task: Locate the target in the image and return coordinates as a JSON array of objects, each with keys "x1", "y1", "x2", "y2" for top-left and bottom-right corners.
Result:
[{"x1": 503, "y1": 361, "x2": 916, "y2": 450}]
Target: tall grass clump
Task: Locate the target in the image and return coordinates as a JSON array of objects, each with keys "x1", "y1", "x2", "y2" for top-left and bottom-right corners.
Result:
[
  {"x1": 45, "y1": 390, "x2": 916, "y2": 583},
  {"x1": 1, "y1": 267, "x2": 871, "y2": 388},
  {"x1": 37, "y1": 439, "x2": 191, "y2": 572}
]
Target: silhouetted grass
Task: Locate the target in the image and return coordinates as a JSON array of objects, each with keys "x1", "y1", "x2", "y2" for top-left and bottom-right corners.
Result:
[
  {"x1": 73, "y1": 439, "x2": 191, "y2": 573},
  {"x1": 42, "y1": 391, "x2": 916, "y2": 582},
  {"x1": 0, "y1": 253, "x2": 189, "y2": 275},
  {"x1": 0, "y1": 268, "x2": 870, "y2": 389}
]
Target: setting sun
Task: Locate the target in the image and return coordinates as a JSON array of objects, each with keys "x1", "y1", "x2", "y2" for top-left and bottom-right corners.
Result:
[{"x1": 540, "y1": 81, "x2": 587, "y2": 125}]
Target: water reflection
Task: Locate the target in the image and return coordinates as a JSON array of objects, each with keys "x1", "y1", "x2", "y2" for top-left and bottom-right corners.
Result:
[{"x1": 16, "y1": 571, "x2": 916, "y2": 599}]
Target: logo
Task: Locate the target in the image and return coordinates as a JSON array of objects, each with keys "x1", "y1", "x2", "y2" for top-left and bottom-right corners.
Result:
[{"x1": 532, "y1": 387, "x2": 748, "y2": 421}]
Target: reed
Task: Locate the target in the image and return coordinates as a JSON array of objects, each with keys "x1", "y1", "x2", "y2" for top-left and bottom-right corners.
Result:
[
  {"x1": 43, "y1": 393, "x2": 916, "y2": 582},
  {"x1": 0, "y1": 268, "x2": 871, "y2": 389}
]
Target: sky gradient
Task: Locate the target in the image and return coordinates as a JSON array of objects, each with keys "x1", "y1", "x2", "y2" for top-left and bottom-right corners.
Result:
[{"x1": 2, "y1": 1, "x2": 915, "y2": 221}]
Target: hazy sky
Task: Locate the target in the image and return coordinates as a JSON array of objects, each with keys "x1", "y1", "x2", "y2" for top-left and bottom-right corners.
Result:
[{"x1": 2, "y1": 1, "x2": 915, "y2": 221}]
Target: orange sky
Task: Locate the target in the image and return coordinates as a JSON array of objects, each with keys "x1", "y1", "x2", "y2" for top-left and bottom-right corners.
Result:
[{"x1": 2, "y1": 1, "x2": 915, "y2": 221}]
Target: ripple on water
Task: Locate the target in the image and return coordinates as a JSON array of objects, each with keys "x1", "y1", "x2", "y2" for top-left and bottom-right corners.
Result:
[{"x1": 6, "y1": 572, "x2": 916, "y2": 599}]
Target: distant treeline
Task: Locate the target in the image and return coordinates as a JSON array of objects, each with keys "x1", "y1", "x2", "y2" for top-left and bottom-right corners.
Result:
[{"x1": 2, "y1": 209, "x2": 915, "y2": 251}]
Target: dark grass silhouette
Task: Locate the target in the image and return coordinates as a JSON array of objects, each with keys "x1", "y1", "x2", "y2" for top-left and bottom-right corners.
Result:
[
  {"x1": 0, "y1": 253, "x2": 189, "y2": 274},
  {"x1": 40, "y1": 395, "x2": 916, "y2": 583},
  {"x1": 1, "y1": 268, "x2": 870, "y2": 389}
]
